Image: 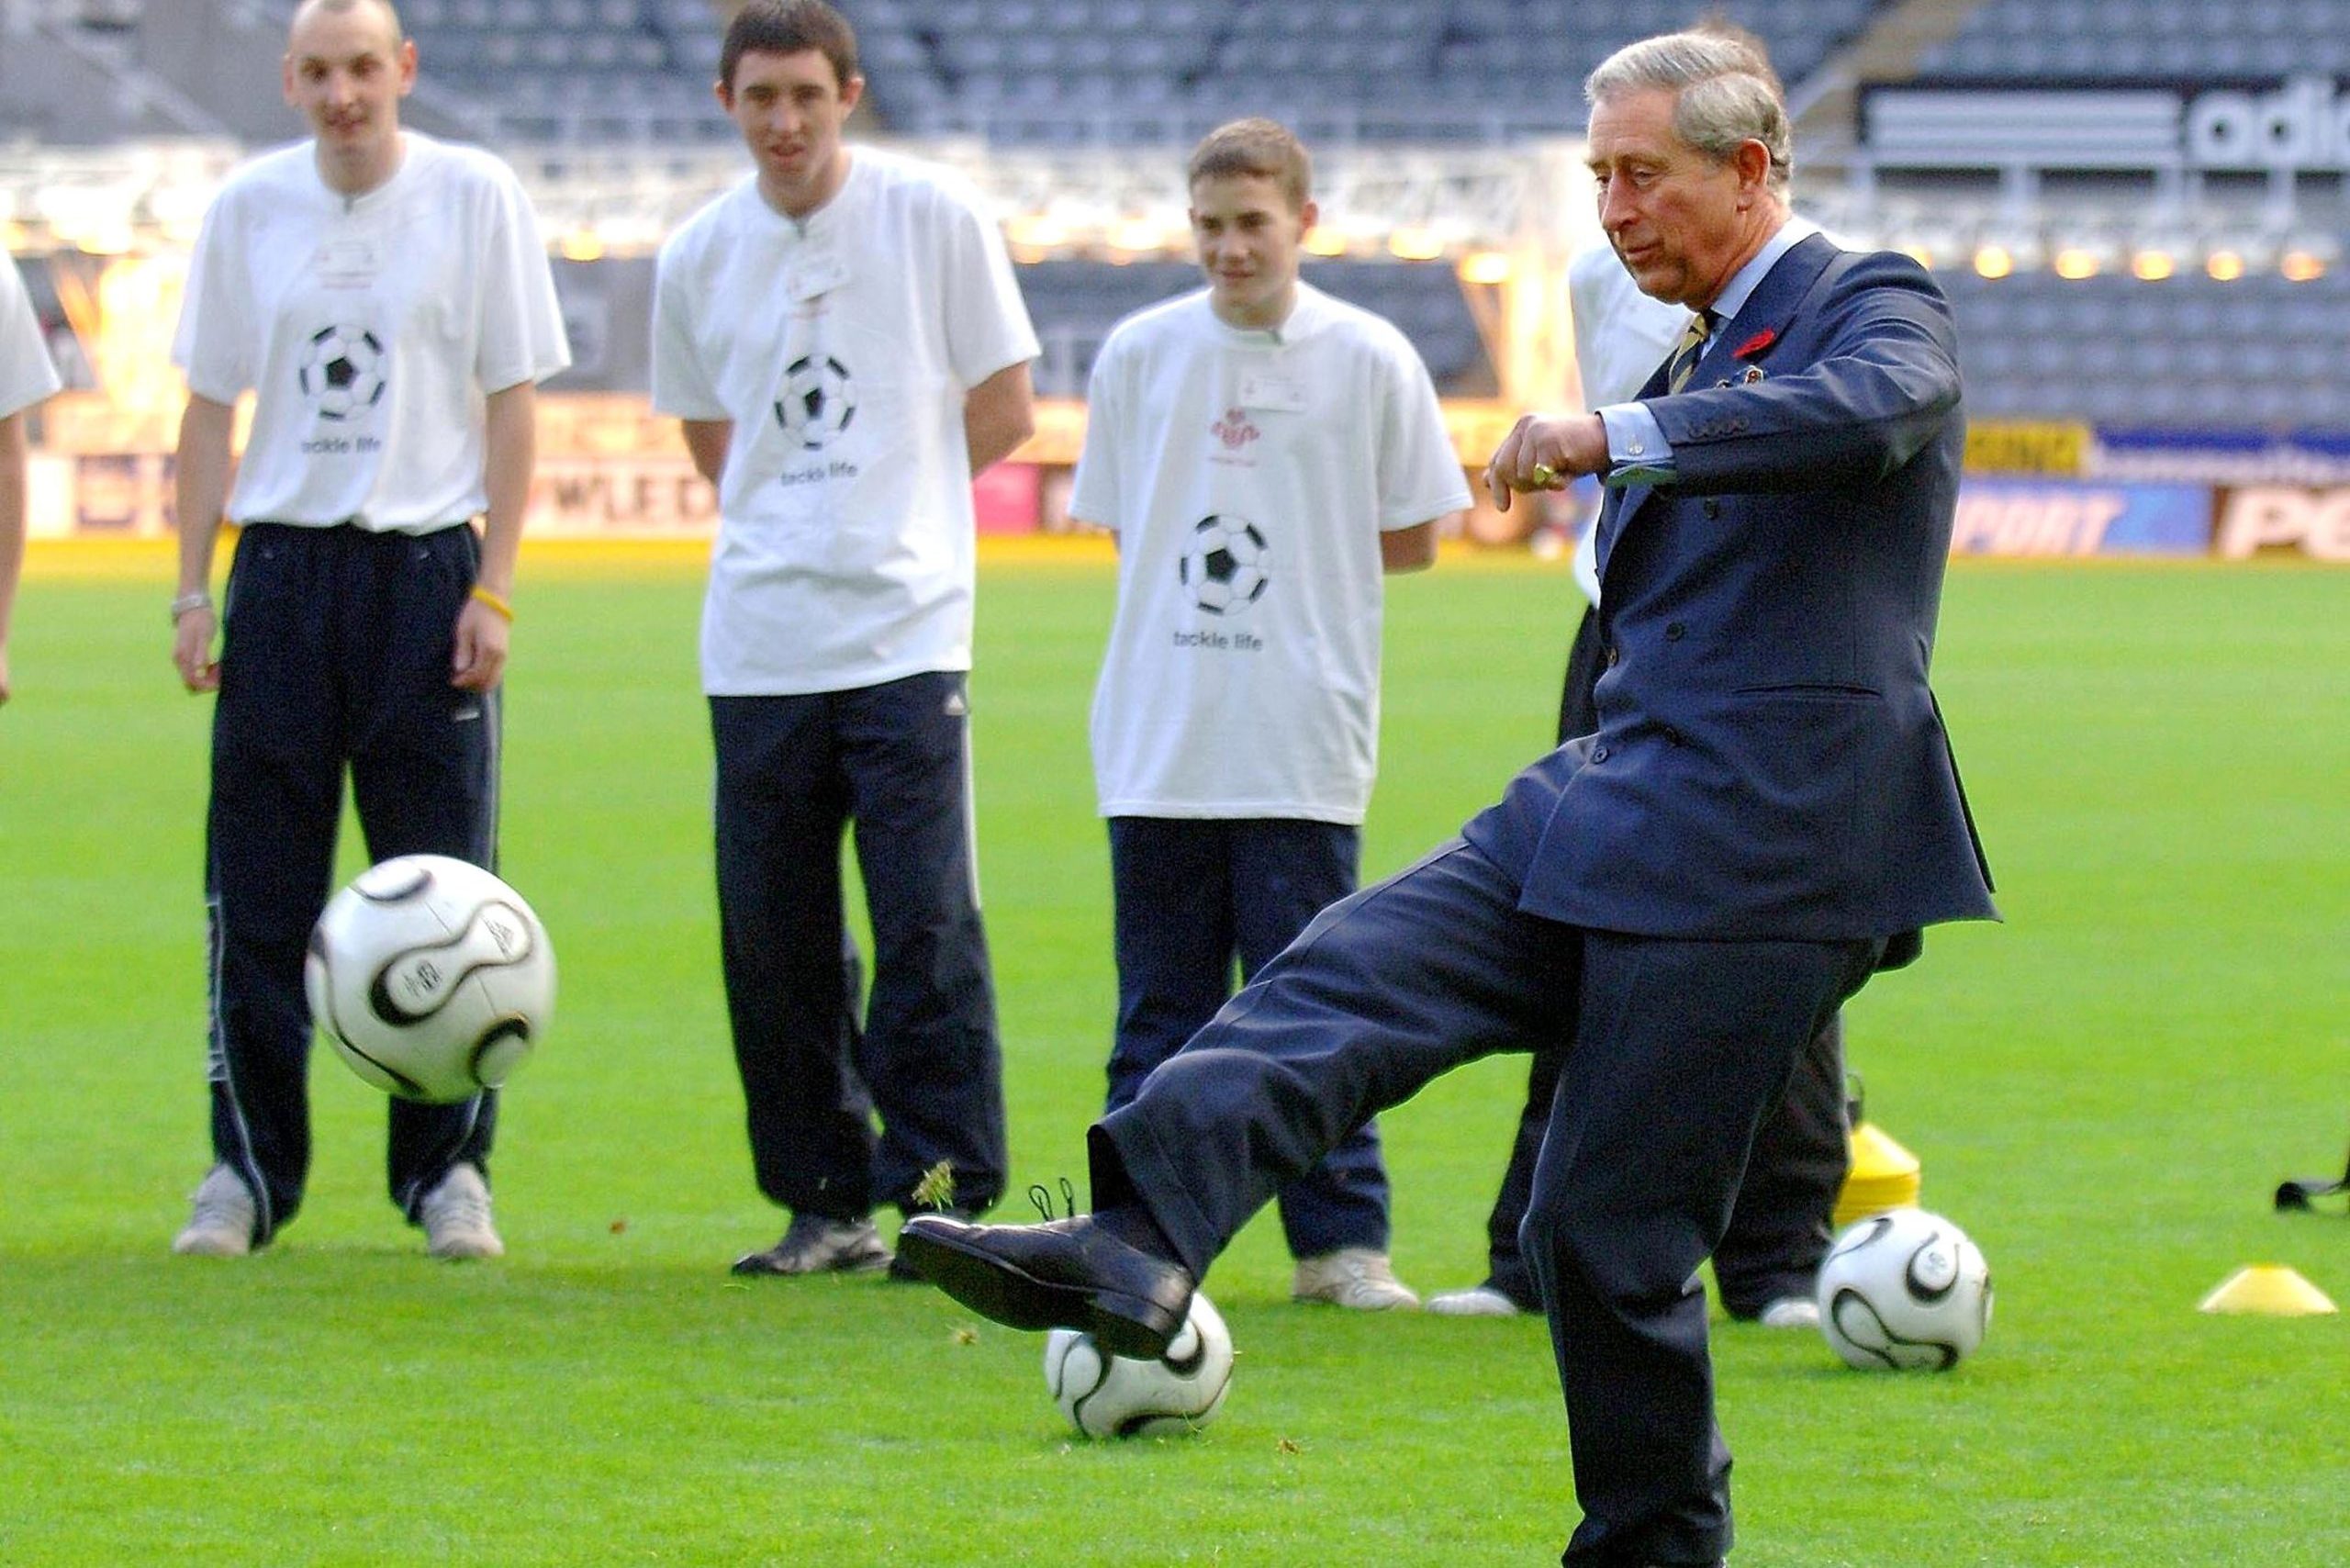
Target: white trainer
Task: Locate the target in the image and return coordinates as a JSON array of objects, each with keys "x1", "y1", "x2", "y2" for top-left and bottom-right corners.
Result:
[
  {"x1": 1756, "y1": 1294, "x2": 1821, "y2": 1330},
  {"x1": 173, "y1": 1165, "x2": 256, "y2": 1257},
  {"x1": 1426, "y1": 1283, "x2": 1527, "y2": 1317},
  {"x1": 1292, "y1": 1248, "x2": 1420, "y2": 1311},
  {"x1": 420, "y1": 1163, "x2": 504, "y2": 1260}
]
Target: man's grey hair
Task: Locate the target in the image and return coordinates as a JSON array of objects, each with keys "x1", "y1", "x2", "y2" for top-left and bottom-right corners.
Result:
[{"x1": 1584, "y1": 28, "x2": 1792, "y2": 194}]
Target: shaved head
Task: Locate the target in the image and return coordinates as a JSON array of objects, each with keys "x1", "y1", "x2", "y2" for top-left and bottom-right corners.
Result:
[{"x1": 290, "y1": 0, "x2": 403, "y2": 45}]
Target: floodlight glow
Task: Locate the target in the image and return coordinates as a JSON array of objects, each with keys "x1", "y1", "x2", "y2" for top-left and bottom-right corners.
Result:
[
  {"x1": 1302, "y1": 224, "x2": 1347, "y2": 256},
  {"x1": 2130, "y1": 249, "x2": 2176, "y2": 281},
  {"x1": 1387, "y1": 226, "x2": 1445, "y2": 262},
  {"x1": 1973, "y1": 244, "x2": 2015, "y2": 279},
  {"x1": 2281, "y1": 249, "x2": 2327, "y2": 281},
  {"x1": 1105, "y1": 217, "x2": 1161, "y2": 254},
  {"x1": 2053, "y1": 247, "x2": 2099, "y2": 279},
  {"x1": 1458, "y1": 250, "x2": 1512, "y2": 285},
  {"x1": 2206, "y1": 250, "x2": 2247, "y2": 281}
]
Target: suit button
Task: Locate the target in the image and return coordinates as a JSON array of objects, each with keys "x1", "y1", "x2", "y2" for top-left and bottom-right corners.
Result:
[
  {"x1": 1702, "y1": 499, "x2": 1720, "y2": 519},
  {"x1": 1664, "y1": 726, "x2": 1684, "y2": 746},
  {"x1": 1592, "y1": 745, "x2": 1609, "y2": 762},
  {"x1": 1605, "y1": 646, "x2": 1619, "y2": 667},
  {"x1": 1665, "y1": 622, "x2": 1685, "y2": 641}
]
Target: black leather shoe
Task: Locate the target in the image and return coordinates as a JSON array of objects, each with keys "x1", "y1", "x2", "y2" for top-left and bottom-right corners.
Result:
[{"x1": 896, "y1": 1214, "x2": 1194, "y2": 1360}]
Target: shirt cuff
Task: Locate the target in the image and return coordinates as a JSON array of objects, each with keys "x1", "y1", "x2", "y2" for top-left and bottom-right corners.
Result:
[{"x1": 1597, "y1": 403, "x2": 1676, "y2": 487}]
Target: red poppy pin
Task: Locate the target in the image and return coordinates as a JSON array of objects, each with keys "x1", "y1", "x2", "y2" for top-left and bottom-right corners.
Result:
[{"x1": 1732, "y1": 328, "x2": 1777, "y2": 360}]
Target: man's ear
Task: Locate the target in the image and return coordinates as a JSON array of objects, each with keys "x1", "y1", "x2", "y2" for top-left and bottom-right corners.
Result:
[{"x1": 1733, "y1": 138, "x2": 1773, "y2": 200}]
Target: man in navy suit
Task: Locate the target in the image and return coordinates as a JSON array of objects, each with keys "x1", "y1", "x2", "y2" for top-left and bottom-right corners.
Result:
[{"x1": 902, "y1": 28, "x2": 1996, "y2": 1567}]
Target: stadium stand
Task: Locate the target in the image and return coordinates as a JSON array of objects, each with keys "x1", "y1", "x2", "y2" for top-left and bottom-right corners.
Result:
[
  {"x1": 393, "y1": 0, "x2": 734, "y2": 143},
  {"x1": 1915, "y1": 0, "x2": 2350, "y2": 81},
  {"x1": 1942, "y1": 267, "x2": 2350, "y2": 426},
  {"x1": 854, "y1": 0, "x2": 1896, "y2": 145}
]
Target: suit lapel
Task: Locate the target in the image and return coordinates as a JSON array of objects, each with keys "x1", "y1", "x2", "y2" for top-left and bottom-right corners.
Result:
[
  {"x1": 1595, "y1": 233, "x2": 1842, "y2": 584},
  {"x1": 1698, "y1": 232, "x2": 1836, "y2": 388}
]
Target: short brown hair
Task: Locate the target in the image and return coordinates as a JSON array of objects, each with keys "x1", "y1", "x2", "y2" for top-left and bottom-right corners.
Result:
[
  {"x1": 722, "y1": 0, "x2": 858, "y2": 93},
  {"x1": 1187, "y1": 118, "x2": 1312, "y2": 211}
]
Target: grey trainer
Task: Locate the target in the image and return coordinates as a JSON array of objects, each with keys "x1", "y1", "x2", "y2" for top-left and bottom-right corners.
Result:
[
  {"x1": 732, "y1": 1213, "x2": 890, "y2": 1277},
  {"x1": 1292, "y1": 1248, "x2": 1420, "y2": 1310},
  {"x1": 173, "y1": 1165, "x2": 257, "y2": 1257},
  {"x1": 420, "y1": 1163, "x2": 504, "y2": 1260}
]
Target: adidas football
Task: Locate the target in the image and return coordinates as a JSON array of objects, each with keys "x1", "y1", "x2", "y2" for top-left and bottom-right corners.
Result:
[
  {"x1": 304, "y1": 855, "x2": 555, "y2": 1103},
  {"x1": 1043, "y1": 1292, "x2": 1235, "y2": 1439},
  {"x1": 1816, "y1": 1206, "x2": 1993, "y2": 1371}
]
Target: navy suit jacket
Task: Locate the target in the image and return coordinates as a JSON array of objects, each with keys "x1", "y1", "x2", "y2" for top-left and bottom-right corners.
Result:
[{"x1": 1464, "y1": 233, "x2": 1997, "y2": 947}]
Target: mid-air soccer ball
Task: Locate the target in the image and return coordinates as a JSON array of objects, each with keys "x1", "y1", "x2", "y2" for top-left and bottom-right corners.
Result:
[
  {"x1": 772, "y1": 353, "x2": 857, "y2": 449},
  {"x1": 304, "y1": 855, "x2": 555, "y2": 1103},
  {"x1": 1816, "y1": 1207, "x2": 1993, "y2": 1371},
  {"x1": 1180, "y1": 514, "x2": 1270, "y2": 615},
  {"x1": 1043, "y1": 1292, "x2": 1235, "y2": 1438},
  {"x1": 297, "y1": 324, "x2": 387, "y2": 421}
]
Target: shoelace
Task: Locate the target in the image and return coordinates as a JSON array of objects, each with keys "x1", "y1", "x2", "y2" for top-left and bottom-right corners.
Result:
[{"x1": 1027, "y1": 1177, "x2": 1079, "y2": 1223}]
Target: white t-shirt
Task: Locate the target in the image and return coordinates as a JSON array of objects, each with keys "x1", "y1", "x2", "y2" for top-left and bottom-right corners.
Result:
[
  {"x1": 652, "y1": 149, "x2": 1040, "y2": 696},
  {"x1": 0, "y1": 255, "x2": 62, "y2": 420},
  {"x1": 1074, "y1": 284, "x2": 1470, "y2": 823},
  {"x1": 1567, "y1": 244, "x2": 1689, "y2": 608},
  {"x1": 173, "y1": 132, "x2": 571, "y2": 532}
]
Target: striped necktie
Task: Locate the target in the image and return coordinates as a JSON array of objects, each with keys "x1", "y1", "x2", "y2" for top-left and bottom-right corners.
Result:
[{"x1": 1666, "y1": 309, "x2": 1717, "y2": 393}]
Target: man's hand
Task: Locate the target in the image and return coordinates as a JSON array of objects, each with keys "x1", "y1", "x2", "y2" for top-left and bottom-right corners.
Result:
[
  {"x1": 450, "y1": 597, "x2": 509, "y2": 692},
  {"x1": 173, "y1": 606, "x2": 220, "y2": 692},
  {"x1": 1483, "y1": 412, "x2": 1609, "y2": 510}
]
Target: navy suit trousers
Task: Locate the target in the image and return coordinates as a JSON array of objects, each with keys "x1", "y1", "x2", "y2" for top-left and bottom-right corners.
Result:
[
  {"x1": 1466, "y1": 607, "x2": 1852, "y2": 1315},
  {"x1": 711, "y1": 672, "x2": 1008, "y2": 1222},
  {"x1": 1092, "y1": 837, "x2": 1875, "y2": 1565},
  {"x1": 205, "y1": 522, "x2": 498, "y2": 1244}
]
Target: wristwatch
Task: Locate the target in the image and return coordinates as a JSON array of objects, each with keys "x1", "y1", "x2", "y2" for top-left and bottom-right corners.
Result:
[{"x1": 169, "y1": 591, "x2": 213, "y2": 622}]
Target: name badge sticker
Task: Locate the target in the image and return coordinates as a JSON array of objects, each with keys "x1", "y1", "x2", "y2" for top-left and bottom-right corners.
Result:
[
  {"x1": 312, "y1": 238, "x2": 381, "y2": 290},
  {"x1": 789, "y1": 250, "x2": 852, "y2": 302},
  {"x1": 1237, "y1": 372, "x2": 1308, "y2": 413}
]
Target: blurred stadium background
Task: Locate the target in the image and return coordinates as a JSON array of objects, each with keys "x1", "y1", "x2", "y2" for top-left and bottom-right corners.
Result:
[{"x1": 4, "y1": 0, "x2": 2347, "y2": 561}]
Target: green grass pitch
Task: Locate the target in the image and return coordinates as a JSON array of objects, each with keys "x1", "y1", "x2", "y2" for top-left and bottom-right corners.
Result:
[{"x1": 2, "y1": 549, "x2": 2344, "y2": 1566}]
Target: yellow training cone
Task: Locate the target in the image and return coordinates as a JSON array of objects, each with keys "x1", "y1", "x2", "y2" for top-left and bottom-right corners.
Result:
[
  {"x1": 1833, "y1": 1120, "x2": 1923, "y2": 1228},
  {"x1": 2198, "y1": 1265, "x2": 2338, "y2": 1316}
]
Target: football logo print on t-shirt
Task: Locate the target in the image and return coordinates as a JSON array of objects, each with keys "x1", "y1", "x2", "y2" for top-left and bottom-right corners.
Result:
[
  {"x1": 1179, "y1": 515, "x2": 1270, "y2": 616},
  {"x1": 297, "y1": 324, "x2": 387, "y2": 422},
  {"x1": 772, "y1": 353, "x2": 857, "y2": 451}
]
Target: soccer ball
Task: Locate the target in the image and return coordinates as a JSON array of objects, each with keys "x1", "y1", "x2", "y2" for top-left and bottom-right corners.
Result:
[
  {"x1": 1179, "y1": 515, "x2": 1270, "y2": 615},
  {"x1": 298, "y1": 324, "x2": 387, "y2": 421},
  {"x1": 772, "y1": 353, "x2": 857, "y2": 450},
  {"x1": 1815, "y1": 1207, "x2": 1993, "y2": 1371},
  {"x1": 1042, "y1": 1292, "x2": 1235, "y2": 1438},
  {"x1": 304, "y1": 855, "x2": 555, "y2": 1103}
]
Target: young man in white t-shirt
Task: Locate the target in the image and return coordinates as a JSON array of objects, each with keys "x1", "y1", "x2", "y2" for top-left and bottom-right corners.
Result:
[
  {"x1": 0, "y1": 252, "x2": 62, "y2": 707},
  {"x1": 653, "y1": 0, "x2": 1035, "y2": 1278},
  {"x1": 1069, "y1": 120, "x2": 1469, "y2": 1311},
  {"x1": 167, "y1": 0, "x2": 570, "y2": 1261}
]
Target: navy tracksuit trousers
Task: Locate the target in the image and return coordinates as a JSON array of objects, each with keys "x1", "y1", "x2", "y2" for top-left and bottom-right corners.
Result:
[
  {"x1": 1107, "y1": 816, "x2": 1391, "y2": 1260},
  {"x1": 710, "y1": 671, "x2": 1008, "y2": 1223},
  {"x1": 205, "y1": 522, "x2": 498, "y2": 1245}
]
